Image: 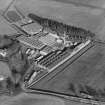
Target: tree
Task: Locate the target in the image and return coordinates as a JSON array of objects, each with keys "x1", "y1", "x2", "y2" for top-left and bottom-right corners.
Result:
[
  {"x1": 85, "y1": 85, "x2": 98, "y2": 97},
  {"x1": 69, "y1": 83, "x2": 76, "y2": 95},
  {"x1": 0, "y1": 35, "x2": 29, "y2": 95}
]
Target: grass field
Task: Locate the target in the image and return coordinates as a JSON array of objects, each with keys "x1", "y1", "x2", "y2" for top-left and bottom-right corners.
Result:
[
  {"x1": 0, "y1": 0, "x2": 13, "y2": 10},
  {"x1": 53, "y1": 0, "x2": 105, "y2": 8},
  {"x1": 0, "y1": 92, "x2": 65, "y2": 105},
  {"x1": 0, "y1": 15, "x2": 17, "y2": 35}
]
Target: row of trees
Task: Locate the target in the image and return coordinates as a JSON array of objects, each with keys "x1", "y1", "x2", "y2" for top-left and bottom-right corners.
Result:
[
  {"x1": 28, "y1": 13, "x2": 95, "y2": 42},
  {"x1": 69, "y1": 83, "x2": 105, "y2": 101}
]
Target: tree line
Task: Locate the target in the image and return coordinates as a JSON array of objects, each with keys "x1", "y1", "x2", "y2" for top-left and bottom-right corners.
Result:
[
  {"x1": 28, "y1": 13, "x2": 95, "y2": 43},
  {"x1": 69, "y1": 83, "x2": 105, "y2": 101}
]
